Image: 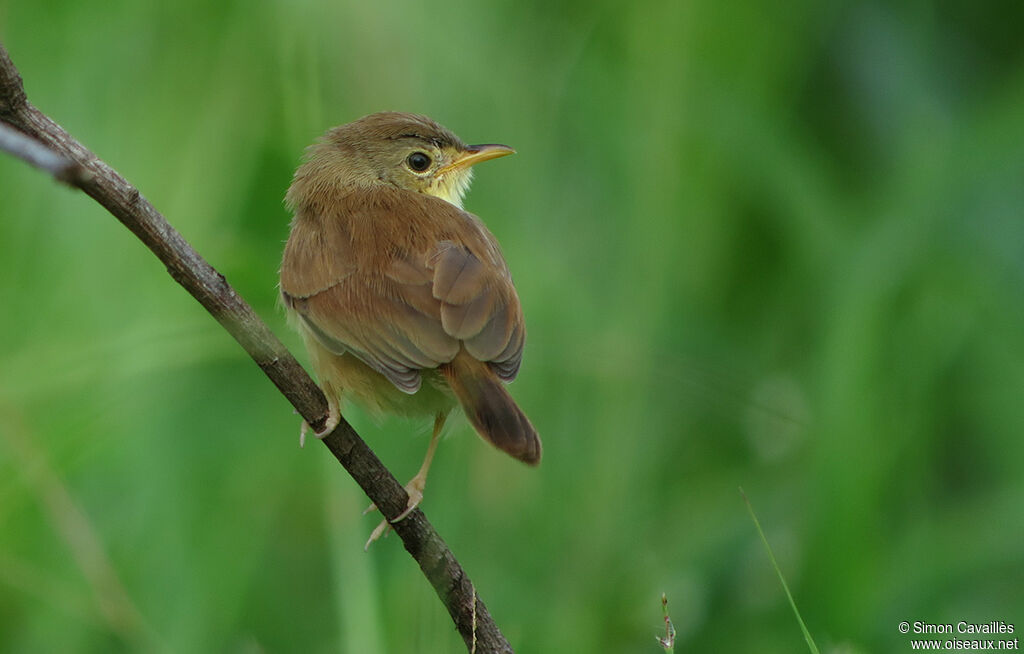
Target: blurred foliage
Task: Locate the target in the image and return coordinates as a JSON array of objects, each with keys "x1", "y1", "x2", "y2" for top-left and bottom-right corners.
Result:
[{"x1": 2, "y1": 0, "x2": 1023, "y2": 652}]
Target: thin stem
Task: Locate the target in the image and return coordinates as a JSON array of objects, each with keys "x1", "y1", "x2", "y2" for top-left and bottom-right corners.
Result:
[
  {"x1": 0, "y1": 121, "x2": 89, "y2": 184},
  {"x1": 740, "y1": 488, "x2": 820, "y2": 654}
]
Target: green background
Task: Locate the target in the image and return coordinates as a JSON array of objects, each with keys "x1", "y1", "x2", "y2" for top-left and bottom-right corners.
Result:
[{"x1": 1, "y1": 1, "x2": 1022, "y2": 652}]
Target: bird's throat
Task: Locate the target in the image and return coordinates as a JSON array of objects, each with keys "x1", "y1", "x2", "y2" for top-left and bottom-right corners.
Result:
[{"x1": 425, "y1": 168, "x2": 474, "y2": 209}]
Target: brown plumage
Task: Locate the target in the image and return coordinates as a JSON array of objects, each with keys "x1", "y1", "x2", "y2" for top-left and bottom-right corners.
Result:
[{"x1": 280, "y1": 113, "x2": 540, "y2": 540}]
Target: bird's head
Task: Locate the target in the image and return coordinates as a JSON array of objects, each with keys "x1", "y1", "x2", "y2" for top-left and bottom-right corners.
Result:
[{"x1": 290, "y1": 112, "x2": 514, "y2": 209}]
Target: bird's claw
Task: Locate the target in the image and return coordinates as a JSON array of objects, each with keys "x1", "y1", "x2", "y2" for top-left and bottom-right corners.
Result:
[
  {"x1": 363, "y1": 476, "x2": 426, "y2": 549},
  {"x1": 298, "y1": 399, "x2": 341, "y2": 448}
]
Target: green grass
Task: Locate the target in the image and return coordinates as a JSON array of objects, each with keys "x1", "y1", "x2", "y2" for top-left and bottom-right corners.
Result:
[
  {"x1": 742, "y1": 488, "x2": 819, "y2": 654},
  {"x1": 2, "y1": 1, "x2": 1024, "y2": 652}
]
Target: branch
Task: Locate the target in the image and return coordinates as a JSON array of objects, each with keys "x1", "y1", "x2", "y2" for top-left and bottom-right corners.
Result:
[
  {"x1": 0, "y1": 120, "x2": 90, "y2": 184},
  {"x1": 0, "y1": 42, "x2": 512, "y2": 653}
]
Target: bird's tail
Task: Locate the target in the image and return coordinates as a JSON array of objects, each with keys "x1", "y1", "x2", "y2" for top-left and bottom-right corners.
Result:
[{"x1": 442, "y1": 350, "x2": 541, "y2": 465}]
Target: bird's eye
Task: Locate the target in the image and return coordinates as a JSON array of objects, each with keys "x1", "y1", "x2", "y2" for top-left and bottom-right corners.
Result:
[{"x1": 406, "y1": 152, "x2": 432, "y2": 172}]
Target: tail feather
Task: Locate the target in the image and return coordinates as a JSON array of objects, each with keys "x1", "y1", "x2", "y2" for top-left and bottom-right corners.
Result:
[{"x1": 442, "y1": 351, "x2": 541, "y2": 465}]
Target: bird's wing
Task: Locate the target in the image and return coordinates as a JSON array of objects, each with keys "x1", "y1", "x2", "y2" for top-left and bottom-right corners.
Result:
[
  {"x1": 280, "y1": 188, "x2": 525, "y2": 393},
  {"x1": 429, "y1": 238, "x2": 524, "y2": 381}
]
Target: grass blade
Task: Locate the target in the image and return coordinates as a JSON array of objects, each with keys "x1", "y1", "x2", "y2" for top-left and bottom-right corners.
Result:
[{"x1": 740, "y1": 487, "x2": 820, "y2": 654}]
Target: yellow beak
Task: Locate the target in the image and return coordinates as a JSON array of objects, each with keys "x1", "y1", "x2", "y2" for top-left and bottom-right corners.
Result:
[{"x1": 438, "y1": 143, "x2": 515, "y2": 175}]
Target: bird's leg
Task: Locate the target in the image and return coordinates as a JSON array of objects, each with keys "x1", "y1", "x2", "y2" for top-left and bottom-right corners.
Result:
[
  {"x1": 299, "y1": 394, "x2": 340, "y2": 448},
  {"x1": 394, "y1": 411, "x2": 446, "y2": 521},
  {"x1": 364, "y1": 412, "x2": 447, "y2": 549}
]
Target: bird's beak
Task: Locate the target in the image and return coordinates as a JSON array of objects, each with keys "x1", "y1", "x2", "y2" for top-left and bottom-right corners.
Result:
[{"x1": 438, "y1": 144, "x2": 515, "y2": 175}]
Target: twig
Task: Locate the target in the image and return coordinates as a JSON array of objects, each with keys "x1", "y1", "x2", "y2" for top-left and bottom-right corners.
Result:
[
  {"x1": 0, "y1": 121, "x2": 90, "y2": 184},
  {"x1": 0, "y1": 41, "x2": 512, "y2": 654}
]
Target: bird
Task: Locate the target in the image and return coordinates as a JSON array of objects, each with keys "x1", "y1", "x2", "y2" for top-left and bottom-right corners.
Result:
[{"x1": 279, "y1": 112, "x2": 540, "y2": 545}]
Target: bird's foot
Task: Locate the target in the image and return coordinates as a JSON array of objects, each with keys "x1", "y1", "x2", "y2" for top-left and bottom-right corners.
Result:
[
  {"x1": 299, "y1": 399, "x2": 340, "y2": 448},
  {"x1": 363, "y1": 473, "x2": 427, "y2": 550}
]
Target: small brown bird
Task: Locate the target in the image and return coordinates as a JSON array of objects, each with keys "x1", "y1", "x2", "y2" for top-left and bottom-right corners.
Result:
[{"x1": 280, "y1": 112, "x2": 540, "y2": 543}]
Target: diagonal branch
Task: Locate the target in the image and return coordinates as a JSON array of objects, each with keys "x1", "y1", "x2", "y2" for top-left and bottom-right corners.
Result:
[{"x1": 0, "y1": 42, "x2": 512, "y2": 654}]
